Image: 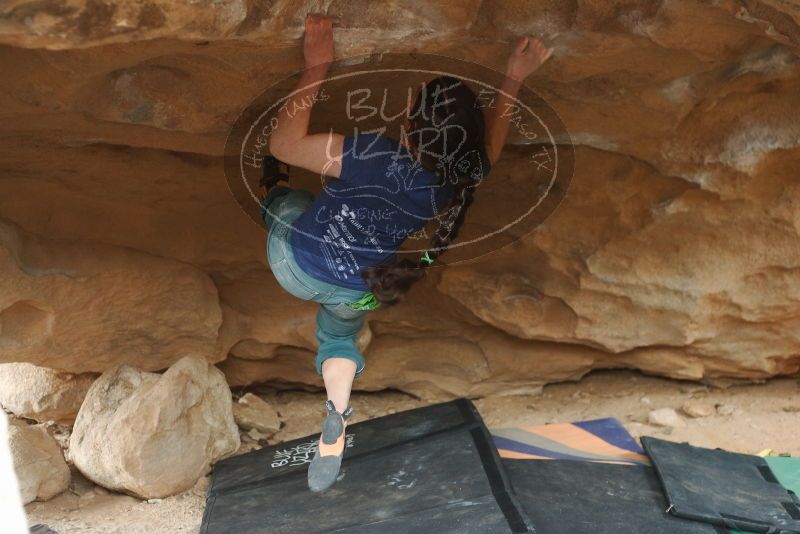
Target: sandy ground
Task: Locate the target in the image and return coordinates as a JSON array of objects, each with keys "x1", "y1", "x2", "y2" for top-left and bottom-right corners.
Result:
[{"x1": 25, "y1": 369, "x2": 800, "y2": 533}]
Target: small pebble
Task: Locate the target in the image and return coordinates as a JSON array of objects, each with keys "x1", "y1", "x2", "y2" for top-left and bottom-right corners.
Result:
[
  {"x1": 78, "y1": 492, "x2": 96, "y2": 508},
  {"x1": 681, "y1": 399, "x2": 715, "y2": 418},
  {"x1": 716, "y1": 404, "x2": 736, "y2": 416},
  {"x1": 192, "y1": 476, "x2": 210, "y2": 497},
  {"x1": 247, "y1": 428, "x2": 268, "y2": 441},
  {"x1": 648, "y1": 408, "x2": 686, "y2": 428},
  {"x1": 625, "y1": 422, "x2": 655, "y2": 438}
]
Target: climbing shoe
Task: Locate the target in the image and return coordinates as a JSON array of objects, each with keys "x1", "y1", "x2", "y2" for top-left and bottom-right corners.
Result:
[
  {"x1": 260, "y1": 155, "x2": 290, "y2": 191},
  {"x1": 307, "y1": 399, "x2": 353, "y2": 492}
]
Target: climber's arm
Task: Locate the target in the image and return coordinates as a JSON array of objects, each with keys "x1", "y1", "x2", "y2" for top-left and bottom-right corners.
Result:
[
  {"x1": 484, "y1": 76, "x2": 522, "y2": 166},
  {"x1": 269, "y1": 15, "x2": 344, "y2": 178},
  {"x1": 485, "y1": 36, "x2": 552, "y2": 166}
]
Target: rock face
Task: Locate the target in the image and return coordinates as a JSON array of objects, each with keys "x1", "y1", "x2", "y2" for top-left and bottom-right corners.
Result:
[
  {"x1": 68, "y1": 356, "x2": 240, "y2": 499},
  {"x1": 8, "y1": 423, "x2": 71, "y2": 504},
  {"x1": 0, "y1": 221, "x2": 224, "y2": 373},
  {"x1": 1, "y1": 2, "x2": 800, "y2": 396},
  {"x1": 0, "y1": 363, "x2": 96, "y2": 424}
]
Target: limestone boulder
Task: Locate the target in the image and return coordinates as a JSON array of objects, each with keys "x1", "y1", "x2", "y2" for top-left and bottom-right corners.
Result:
[
  {"x1": 68, "y1": 355, "x2": 240, "y2": 499},
  {"x1": 0, "y1": 363, "x2": 96, "y2": 424},
  {"x1": 8, "y1": 423, "x2": 70, "y2": 504}
]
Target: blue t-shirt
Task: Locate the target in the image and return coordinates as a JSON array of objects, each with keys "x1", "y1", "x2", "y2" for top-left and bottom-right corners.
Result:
[{"x1": 290, "y1": 132, "x2": 453, "y2": 291}]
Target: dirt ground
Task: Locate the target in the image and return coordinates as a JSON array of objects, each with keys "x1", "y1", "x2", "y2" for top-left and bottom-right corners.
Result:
[{"x1": 25, "y1": 369, "x2": 800, "y2": 533}]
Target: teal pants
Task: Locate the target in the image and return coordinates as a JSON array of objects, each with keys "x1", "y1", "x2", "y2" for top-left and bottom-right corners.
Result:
[{"x1": 261, "y1": 186, "x2": 370, "y2": 378}]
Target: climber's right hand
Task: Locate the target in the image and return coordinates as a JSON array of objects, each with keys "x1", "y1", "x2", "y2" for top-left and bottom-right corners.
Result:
[
  {"x1": 505, "y1": 36, "x2": 552, "y2": 82},
  {"x1": 304, "y1": 14, "x2": 334, "y2": 69}
]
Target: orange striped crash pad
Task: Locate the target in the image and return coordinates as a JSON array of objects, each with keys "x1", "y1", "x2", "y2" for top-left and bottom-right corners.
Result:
[{"x1": 491, "y1": 417, "x2": 650, "y2": 466}]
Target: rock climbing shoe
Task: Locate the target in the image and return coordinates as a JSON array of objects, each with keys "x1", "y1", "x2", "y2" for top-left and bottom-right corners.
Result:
[
  {"x1": 260, "y1": 155, "x2": 291, "y2": 191},
  {"x1": 307, "y1": 399, "x2": 353, "y2": 492}
]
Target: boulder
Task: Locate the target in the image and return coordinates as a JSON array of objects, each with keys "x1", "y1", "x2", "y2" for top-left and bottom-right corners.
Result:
[
  {"x1": 7, "y1": 423, "x2": 70, "y2": 504},
  {"x1": 68, "y1": 355, "x2": 240, "y2": 499},
  {"x1": 648, "y1": 408, "x2": 687, "y2": 429},
  {"x1": 0, "y1": 363, "x2": 96, "y2": 424},
  {"x1": 0, "y1": 413, "x2": 32, "y2": 531},
  {"x1": 233, "y1": 394, "x2": 281, "y2": 436}
]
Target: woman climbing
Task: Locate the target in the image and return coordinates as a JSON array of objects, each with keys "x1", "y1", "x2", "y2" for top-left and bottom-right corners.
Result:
[{"x1": 259, "y1": 14, "x2": 552, "y2": 492}]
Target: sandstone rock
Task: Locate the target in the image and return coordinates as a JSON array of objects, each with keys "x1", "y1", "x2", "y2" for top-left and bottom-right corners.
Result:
[
  {"x1": 8, "y1": 423, "x2": 70, "y2": 504},
  {"x1": 648, "y1": 408, "x2": 687, "y2": 428},
  {"x1": 233, "y1": 393, "x2": 280, "y2": 436},
  {"x1": 69, "y1": 355, "x2": 240, "y2": 499},
  {"x1": 192, "y1": 475, "x2": 210, "y2": 497},
  {"x1": 358, "y1": 333, "x2": 492, "y2": 400},
  {"x1": 681, "y1": 399, "x2": 716, "y2": 418},
  {"x1": 0, "y1": 2, "x2": 800, "y2": 396},
  {"x1": 246, "y1": 428, "x2": 269, "y2": 441},
  {"x1": 0, "y1": 413, "x2": 28, "y2": 531},
  {"x1": 218, "y1": 352, "x2": 321, "y2": 388},
  {"x1": 0, "y1": 0, "x2": 482, "y2": 53},
  {"x1": 0, "y1": 221, "x2": 224, "y2": 373},
  {"x1": 0, "y1": 363, "x2": 96, "y2": 424}
]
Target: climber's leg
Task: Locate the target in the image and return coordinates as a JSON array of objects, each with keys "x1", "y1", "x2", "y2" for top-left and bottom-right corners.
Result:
[
  {"x1": 321, "y1": 358, "x2": 357, "y2": 416},
  {"x1": 308, "y1": 301, "x2": 366, "y2": 492},
  {"x1": 315, "y1": 301, "x2": 368, "y2": 382}
]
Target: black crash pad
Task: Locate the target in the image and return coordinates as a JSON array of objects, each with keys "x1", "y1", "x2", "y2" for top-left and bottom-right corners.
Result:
[
  {"x1": 642, "y1": 436, "x2": 800, "y2": 534},
  {"x1": 503, "y1": 458, "x2": 725, "y2": 534},
  {"x1": 201, "y1": 399, "x2": 534, "y2": 533}
]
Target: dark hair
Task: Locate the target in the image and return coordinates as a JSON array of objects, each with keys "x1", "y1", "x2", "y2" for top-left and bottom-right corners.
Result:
[{"x1": 361, "y1": 76, "x2": 491, "y2": 305}]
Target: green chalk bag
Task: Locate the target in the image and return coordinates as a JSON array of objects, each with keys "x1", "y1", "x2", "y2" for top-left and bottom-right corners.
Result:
[
  {"x1": 347, "y1": 292, "x2": 381, "y2": 311},
  {"x1": 347, "y1": 252, "x2": 434, "y2": 311}
]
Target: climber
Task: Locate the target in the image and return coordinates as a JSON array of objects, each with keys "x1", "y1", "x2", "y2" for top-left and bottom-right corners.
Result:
[{"x1": 258, "y1": 13, "x2": 552, "y2": 492}]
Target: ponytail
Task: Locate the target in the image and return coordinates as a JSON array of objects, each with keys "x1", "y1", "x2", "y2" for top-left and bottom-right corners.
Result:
[{"x1": 361, "y1": 77, "x2": 491, "y2": 306}]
